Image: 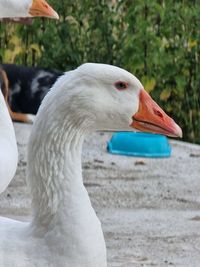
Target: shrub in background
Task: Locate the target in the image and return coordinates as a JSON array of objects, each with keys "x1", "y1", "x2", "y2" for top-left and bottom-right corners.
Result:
[{"x1": 0, "y1": 0, "x2": 199, "y2": 143}]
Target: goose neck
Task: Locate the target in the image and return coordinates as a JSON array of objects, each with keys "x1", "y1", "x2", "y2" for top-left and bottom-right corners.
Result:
[
  {"x1": 0, "y1": 91, "x2": 18, "y2": 192},
  {"x1": 28, "y1": 112, "x2": 91, "y2": 231},
  {"x1": 0, "y1": 91, "x2": 16, "y2": 138}
]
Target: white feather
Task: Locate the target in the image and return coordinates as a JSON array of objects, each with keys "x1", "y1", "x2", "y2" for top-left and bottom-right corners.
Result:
[
  {"x1": 0, "y1": 91, "x2": 18, "y2": 193},
  {"x1": 0, "y1": 0, "x2": 32, "y2": 18}
]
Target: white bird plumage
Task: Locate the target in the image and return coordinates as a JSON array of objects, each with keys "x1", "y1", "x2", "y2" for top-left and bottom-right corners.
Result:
[
  {"x1": 0, "y1": 0, "x2": 59, "y2": 19},
  {"x1": 0, "y1": 63, "x2": 182, "y2": 267},
  {"x1": 0, "y1": 91, "x2": 18, "y2": 193}
]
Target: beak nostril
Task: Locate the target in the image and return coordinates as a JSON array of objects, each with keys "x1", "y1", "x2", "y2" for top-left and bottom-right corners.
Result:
[
  {"x1": 153, "y1": 109, "x2": 163, "y2": 118},
  {"x1": 43, "y1": 3, "x2": 48, "y2": 9}
]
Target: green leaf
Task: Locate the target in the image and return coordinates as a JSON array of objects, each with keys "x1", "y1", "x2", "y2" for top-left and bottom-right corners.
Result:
[{"x1": 160, "y1": 89, "x2": 171, "y2": 101}]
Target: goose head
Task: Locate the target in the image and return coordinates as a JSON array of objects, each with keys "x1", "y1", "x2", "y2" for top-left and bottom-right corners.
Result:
[
  {"x1": 55, "y1": 63, "x2": 182, "y2": 137},
  {"x1": 0, "y1": 0, "x2": 59, "y2": 19}
]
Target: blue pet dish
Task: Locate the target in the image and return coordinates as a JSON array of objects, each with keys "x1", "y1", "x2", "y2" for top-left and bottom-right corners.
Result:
[{"x1": 107, "y1": 132, "x2": 171, "y2": 158}]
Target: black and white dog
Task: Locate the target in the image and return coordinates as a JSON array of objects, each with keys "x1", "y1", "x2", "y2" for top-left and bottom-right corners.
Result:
[{"x1": 0, "y1": 64, "x2": 63, "y2": 123}]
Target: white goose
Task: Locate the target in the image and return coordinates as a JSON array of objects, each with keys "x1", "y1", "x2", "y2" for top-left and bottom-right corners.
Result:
[
  {"x1": 0, "y1": 0, "x2": 59, "y2": 19},
  {"x1": 0, "y1": 90, "x2": 18, "y2": 193},
  {"x1": 0, "y1": 0, "x2": 58, "y2": 193},
  {"x1": 0, "y1": 64, "x2": 182, "y2": 267}
]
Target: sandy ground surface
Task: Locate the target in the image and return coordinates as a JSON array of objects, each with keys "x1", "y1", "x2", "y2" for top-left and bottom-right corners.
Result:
[{"x1": 1, "y1": 123, "x2": 200, "y2": 266}]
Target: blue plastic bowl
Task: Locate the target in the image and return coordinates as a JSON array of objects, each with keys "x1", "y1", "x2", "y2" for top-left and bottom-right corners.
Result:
[{"x1": 107, "y1": 132, "x2": 171, "y2": 158}]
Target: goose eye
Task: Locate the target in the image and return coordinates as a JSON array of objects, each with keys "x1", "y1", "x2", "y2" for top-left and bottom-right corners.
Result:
[{"x1": 115, "y1": 81, "x2": 128, "y2": 90}]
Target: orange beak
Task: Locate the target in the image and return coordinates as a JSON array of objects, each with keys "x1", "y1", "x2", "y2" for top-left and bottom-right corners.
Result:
[
  {"x1": 29, "y1": 0, "x2": 59, "y2": 19},
  {"x1": 131, "y1": 89, "x2": 182, "y2": 138}
]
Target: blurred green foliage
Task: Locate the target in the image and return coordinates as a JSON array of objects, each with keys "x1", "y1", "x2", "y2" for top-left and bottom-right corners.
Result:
[{"x1": 0, "y1": 0, "x2": 200, "y2": 143}]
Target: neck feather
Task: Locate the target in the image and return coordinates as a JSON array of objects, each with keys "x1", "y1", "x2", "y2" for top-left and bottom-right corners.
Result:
[
  {"x1": 26, "y1": 75, "x2": 107, "y2": 265},
  {"x1": 0, "y1": 91, "x2": 18, "y2": 192},
  {"x1": 27, "y1": 95, "x2": 91, "y2": 230},
  {"x1": 0, "y1": 91, "x2": 15, "y2": 135},
  {"x1": 0, "y1": 0, "x2": 29, "y2": 18}
]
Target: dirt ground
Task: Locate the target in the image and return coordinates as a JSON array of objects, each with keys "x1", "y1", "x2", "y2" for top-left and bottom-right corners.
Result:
[{"x1": 1, "y1": 123, "x2": 200, "y2": 267}]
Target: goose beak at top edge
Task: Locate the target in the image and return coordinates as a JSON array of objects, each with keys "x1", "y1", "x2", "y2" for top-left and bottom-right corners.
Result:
[{"x1": 29, "y1": 0, "x2": 59, "y2": 19}]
